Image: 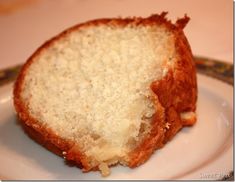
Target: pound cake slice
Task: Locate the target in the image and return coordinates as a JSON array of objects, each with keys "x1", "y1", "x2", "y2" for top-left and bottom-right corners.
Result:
[{"x1": 13, "y1": 12, "x2": 197, "y2": 176}]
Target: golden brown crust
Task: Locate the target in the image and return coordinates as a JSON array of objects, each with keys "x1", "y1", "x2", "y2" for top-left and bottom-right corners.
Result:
[{"x1": 13, "y1": 12, "x2": 197, "y2": 173}]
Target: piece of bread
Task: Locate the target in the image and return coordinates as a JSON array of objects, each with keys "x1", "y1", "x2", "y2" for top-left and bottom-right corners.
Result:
[{"x1": 13, "y1": 12, "x2": 197, "y2": 176}]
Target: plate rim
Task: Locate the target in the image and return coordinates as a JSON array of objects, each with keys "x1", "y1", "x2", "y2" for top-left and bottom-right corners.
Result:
[{"x1": 0, "y1": 56, "x2": 233, "y2": 87}]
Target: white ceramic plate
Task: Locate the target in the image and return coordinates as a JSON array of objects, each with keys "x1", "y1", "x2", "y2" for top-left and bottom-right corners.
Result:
[{"x1": 0, "y1": 74, "x2": 233, "y2": 180}]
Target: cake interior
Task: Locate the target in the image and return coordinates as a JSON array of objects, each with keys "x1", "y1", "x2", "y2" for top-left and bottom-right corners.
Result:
[{"x1": 20, "y1": 23, "x2": 176, "y2": 166}]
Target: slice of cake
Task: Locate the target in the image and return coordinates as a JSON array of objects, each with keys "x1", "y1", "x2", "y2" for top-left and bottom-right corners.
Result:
[{"x1": 13, "y1": 12, "x2": 197, "y2": 176}]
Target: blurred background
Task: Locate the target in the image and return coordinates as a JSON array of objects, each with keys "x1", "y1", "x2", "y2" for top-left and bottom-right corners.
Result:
[{"x1": 0, "y1": 0, "x2": 233, "y2": 69}]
